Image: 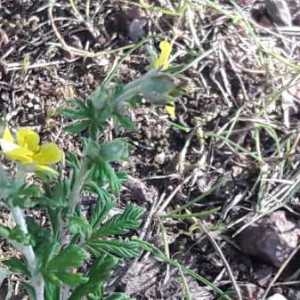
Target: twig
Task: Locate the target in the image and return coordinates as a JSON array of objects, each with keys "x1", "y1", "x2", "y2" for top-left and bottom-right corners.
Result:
[
  {"x1": 2, "y1": 60, "x2": 70, "y2": 72},
  {"x1": 68, "y1": 0, "x2": 98, "y2": 38},
  {"x1": 198, "y1": 221, "x2": 243, "y2": 300},
  {"x1": 155, "y1": 175, "x2": 192, "y2": 215},
  {"x1": 48, "y1": 0, "x2": 134, "y2": 58},
  {"x1": 85, "y1": 0, "x2": 91, "y2": 18},
  {"x1": 262, "y1": 243, "x2": 300, "y2": 299}
]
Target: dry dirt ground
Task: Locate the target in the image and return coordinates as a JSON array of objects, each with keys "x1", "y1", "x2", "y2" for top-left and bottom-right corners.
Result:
[{"x1": 1, "y1": 0, "x2": 300, "y2": 299}]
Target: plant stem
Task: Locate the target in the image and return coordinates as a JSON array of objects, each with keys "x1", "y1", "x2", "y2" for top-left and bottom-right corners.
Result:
[
  {"x1": 69, "y1": 158, "x2": 88, "y2": 215},
  {"x1": 59, "y1": 157, "x2": 89, "y2": 300},
  {"x1": 11, "y1": 206, "x2": 44, "y2": 300}
]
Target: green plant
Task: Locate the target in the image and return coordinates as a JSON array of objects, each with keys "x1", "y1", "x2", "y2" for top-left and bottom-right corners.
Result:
[{"x1": 0, "y1": 49, "x2": 176, "y2": 299}]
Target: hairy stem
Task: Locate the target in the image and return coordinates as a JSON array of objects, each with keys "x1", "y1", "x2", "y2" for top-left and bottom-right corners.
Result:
[
  {"x1": 59, "y1": 158, "x2": 89, "y2": 300},
  {"x1": 69, "y1": 158, "x2": 88, "y2": 215},
  {"x1": 11, "y1": 207, "x2": 44, "y2": 300}
]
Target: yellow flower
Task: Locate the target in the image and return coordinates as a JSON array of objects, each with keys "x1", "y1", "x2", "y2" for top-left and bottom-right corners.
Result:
[
  {"x1": 153, "y1": 40, "x2": 172, "y2": 70},
  {"x1": 165, "y1": 102, "x2": 176, "y2": 119},
  {"x1": 153, "y1": 40, "x2": 176, "y2": 119},
  {"x1": 0, "y1": 127, "x2": 63, "y2": 175}
]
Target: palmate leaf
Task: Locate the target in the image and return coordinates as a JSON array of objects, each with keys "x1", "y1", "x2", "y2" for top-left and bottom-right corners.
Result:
[
  {"x1": 9, "y1": 226, "x2": 31, "y2": 245},
  {"x1": 140, "y1": 73, "x2": 176, "y2": 104},
  {"x1": 64, "y1": 120, "x2": 90, "y2": 135},
  {"x1": 47, "y1": 245, "x2": 88, "y2": 271},
  {"x1": 99, "y1": 139, "x2": 129, "y2": 162},
  {"x1": 0, "y1": 224, "x2": 10, "y2": 239},
  {"x1": 26, "y1": 217, "x2": 51, "y2": 248},
  {"x1": 3, "y1": 257, "x2": 30, "y2": 276},
  {"x1": 87, "y1": 240, "x2": 140, "y2": 259},
  {"x1": 54, "y1": 272, "x2": 88, "y2": 286},
  {"x1": 93, "y1": 204, "x2": 143, "y2": 237},
  {"x1": 44, "y1": 245, "x2": 89, "y2": 287},
  {"x1": 69, "y1": 255, "x2": 118, "y2": 300},
  {"x1": 89, "y1": 161, "x2": 123, "y2": 193},
  {"x1": 69, "y1": 215, "x2": 92, "y2": 238},
  {"x1": 114, "y1": 113, "x2": 135, "y2": 130},
  {"x1": 0, "y1": 224, "x2": 31, "y2": 245},
  {"x1": 45, "y1": 282, "x2": 60, "y2": 300},
  {"x1": 11, "y1": 184, "x2": 43, "y2": 208},
  {"x1": 89, "y1": 85, "x2": 108, "y2": 110},
  {"x1": 85, "y1": 182, "x2": 114, "y2": 228},
  {"x1": 62, "y1": 99, "x2": 89, "y2": 119}
]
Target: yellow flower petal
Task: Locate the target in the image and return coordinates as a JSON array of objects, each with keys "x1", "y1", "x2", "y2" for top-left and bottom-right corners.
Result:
[
  {"x1": 0, "y1": 128, "x2": 34, "y2": 163},
  {"x1": 154, "y1": 40, "x2": 172, "y2": 70},
  {"x1": 16, "y1": 128, "x2": 40, "y2": 152},
  {"x1": 165, "y1": 102, "x2": 176, "y2": 119},
  {"x1": 33, "y1": 143, "x2": 63, "y2": 165},
  {"x1": 3, "y1": 145, "x2": 33, "y2": 163},
  {"x1": 2, "y1": 127, "x2": 14, "y2": 143}
]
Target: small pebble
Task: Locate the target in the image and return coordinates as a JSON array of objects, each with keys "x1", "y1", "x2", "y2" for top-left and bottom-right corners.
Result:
[
  {"x1": 154, "y1": 152, "x2": 165, "y2": 165},
  {"x1": 267, "y1": 293, "x2": 287, "y2": 300}
]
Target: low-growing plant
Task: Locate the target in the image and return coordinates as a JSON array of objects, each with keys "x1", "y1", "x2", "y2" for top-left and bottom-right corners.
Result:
[{"x1": 0, "y1": 42, "x2": 176, "y2": 300}]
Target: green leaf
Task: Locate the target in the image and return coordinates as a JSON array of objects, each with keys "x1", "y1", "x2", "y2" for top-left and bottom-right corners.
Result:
[
  {"x1": 43, "y1": 180, "x2": 70, "y2": 209},
  {"x1": 87, "y1": 240, "x2": 140, "y2": 258},
  {"x1": 89, "y1": 86, "x2": 108, "y2": 110},
  {"x1": 120, "y1": 70, "x2": 175, "y2": 105},
  {"x1": 65, "y1": 120, "x2": 90, "y2": 134},
  {"x1": 0, "y1": 169, "x2": 25, "y2": 204},
  {"x1": 101, "y1": 162, "x2": 122, "y2": 192},
  {"x1": 55, "y1": 272, "x2": 89, "y2": 286},
  {"x1": 114, "y1": 114, "x2": 135, "y2": 130},
  {"x1": 47, "y1": 245, "x2": 88, "y2": 271},
  {"x1": 69, "y1": 215, "x2": 92, "y2": 238},
  {"x1": 87, "y1": 255, "x2": 118, "y2": 285},
  {"x1": 86, "y1": 183, "x2": 114, "y2": 228},
  {"x1": 69, "y1": 255, "x2": 118, "y2": 300},
  {"x1": 99, "y1": 139, "x2": 129, "y2": 162},
  {"x1": 9, "y1": 226, "x2": 31, "y2": 245},
  {"x1": 88, "y1": 161, "x2": 123, "y2": 193},
  {"x1": 11, "y1": 184, "x2": 42, "y2": 208},
  {"x1": 105, "y1": 293, "x2": 133, "y2": 300},
  {"x1": 45, "y1": 282, "x2": 60, "y2": 300},
  {"x1": 62, "y1": 99, "x2": 90, "y2": 119},
  {"x1": 0, "y1": 224, "x2": 10, "y2": 239},
  {"x1": 140, "y1": 73, "x2": 175, "y2": 102},
  {"x1": 3, "y1": 258, "x2": 30, "y2": 276},
  {"x1": 22, "y1": 283, "x2": 36, "y2": 300},
  {"x1": 39, "y1": 241, "x2": 60, "y2": 270},
  {"x1": 45, "y1": 246, "x2": 89, "y2": 288},
  {"x1": 26, "y1": 217, "x2": 51, "y2": 248},
  {"x1": 93, "y1": 204, "x2": 143, "y2": 237}
]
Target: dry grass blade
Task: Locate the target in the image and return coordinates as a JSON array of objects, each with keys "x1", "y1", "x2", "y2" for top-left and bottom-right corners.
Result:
[
  {"x1": 262, "y1": 243, "x2": 300, "y2": 299},
  {"x1": 197, "y1": 221, "x2": 243, "y2": 300}
]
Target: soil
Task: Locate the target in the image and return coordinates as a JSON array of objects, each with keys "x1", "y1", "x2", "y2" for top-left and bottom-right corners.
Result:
[{"x1": 1, "y1": 0, "x2": 300, "y2": 299}]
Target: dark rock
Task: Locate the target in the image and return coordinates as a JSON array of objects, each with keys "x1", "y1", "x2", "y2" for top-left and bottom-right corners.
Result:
[
  {"x1": 236, "y1": 211, "x2": 300, "y2": 267},
  {"x1": 124, "y1": 176, "x2": 158, "y2": 204},
  {"x1": 128, "y1": 18, "x2": 147, "y2": 42},
  {"x1": 104, "y1": 7, "x2": 148, "y2": 42}
]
